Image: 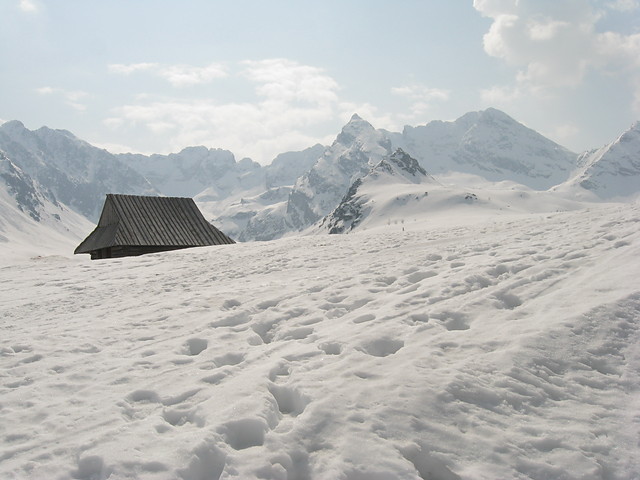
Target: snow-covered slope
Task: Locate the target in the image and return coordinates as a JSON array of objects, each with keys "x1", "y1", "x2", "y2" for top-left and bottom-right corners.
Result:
[
  {"x1": 237, "y1": 114, "x2": 392, "y2": 241},
  {"x1": 196, "y1": 145, "x2": 328, "y2": 242},
  {"x1": 392, "y1": 108, "x2": 577, "y2": 190},
  {"x1": 288, "y1": 114, "x2": 391, "y2": 224},
  {"x1": 318, "y1": 149, "x2": 588, "y2": 236},
  {"x1": 319, "y1": 148, "x2": 437, "y2": 234},
  {"x1": 557, "y1": 121, "x2": 640, "y2": 200},
  {"x1": 1, "y1": 202, "x2": 638, "y2": 479},
  {"x1": 0, "y1": 150, "x2": 92, "y2": 259},
  {"x1": 231, "y1": 109, "x2": 580, "y2": 241},
  {"x1": 0, "y1": 121, "x2": 156, "y2": 220},
  {"x1": 265, "y1": 144, "x2": 326, "y2": 189},
  {"x1": 3, "y1": 110, "x2": 636, "y2": 248}
]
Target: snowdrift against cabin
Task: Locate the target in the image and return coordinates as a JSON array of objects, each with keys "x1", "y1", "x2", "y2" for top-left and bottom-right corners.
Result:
[{"x1": 74, "y1": 194, "x2": 234, "y2": 259}]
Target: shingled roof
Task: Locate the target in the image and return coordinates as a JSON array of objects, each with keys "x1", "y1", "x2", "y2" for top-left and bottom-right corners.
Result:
[{"x1": 75, "y1": 194, "x2": 234, "y2": 258}]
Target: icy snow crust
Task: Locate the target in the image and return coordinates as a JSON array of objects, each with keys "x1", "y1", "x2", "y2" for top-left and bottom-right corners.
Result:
[{"x1": 1, "y1": 203, "x2": 640, "y2": 479}]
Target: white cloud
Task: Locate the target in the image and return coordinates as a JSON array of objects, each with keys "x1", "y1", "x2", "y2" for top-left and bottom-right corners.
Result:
[
  {"x1": 158, "y1": 63, "x2": 228, "y2": 87},
  {"x1": 241, "y1": 59, "x2": 339, "y2": 108},
  {"x1": 108, "y1": 62, "x2": 228, "y2": 87},
  {"x1": 480, "y1": 84, "x2": 522, "y2": 104},
  {"x1": 391, "y1": 84, "x2": 450, "y2": 103},
  {"x1": 105, "y1": 59, "x2": 346, "y2": 162},
  {"x1": 474, "y1": 0, "x2": 640, "y2": 93},
  {"x1": 36, "y1": 87, "x2": 89, "y2": 111},
  {"x1": 390, "y1": 84, "x2": 450, "y2": 121},
  {"x1": 18, "y1": 0, "x2": 38, "y2": 13},
  {"x1": 607, "y1": 0, "x2": 639, "y2": 11},
  {"x1": 633, "y1": 78, "x2": 640, "y2": 113},
  {"x1": 104, "y1": 59, "x2": 454, "y2": 162},
  {"x1": 35, "y1": 86, "x2": 55, "y2": 95},
  {"x1": 108, "y1": 63, "x2": 158, "y2": 75},
  {"x1": 548, "y1": 123, "x2": 581, "y2": 144}
]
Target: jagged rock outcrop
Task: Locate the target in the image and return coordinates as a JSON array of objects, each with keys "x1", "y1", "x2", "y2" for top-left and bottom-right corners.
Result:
[{"x1": 321, "y1": 149, "x2": 438, "y2": 234}]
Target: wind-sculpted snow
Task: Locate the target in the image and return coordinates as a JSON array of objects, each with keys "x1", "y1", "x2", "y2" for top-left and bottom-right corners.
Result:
[{"x1": 1, "y1": 203, "x2": 639, "y2": 479}]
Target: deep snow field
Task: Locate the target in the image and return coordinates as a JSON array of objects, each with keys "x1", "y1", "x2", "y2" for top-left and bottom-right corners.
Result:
[{"x1": 1, "y1": 202, "x2": 639, "y2": 480}]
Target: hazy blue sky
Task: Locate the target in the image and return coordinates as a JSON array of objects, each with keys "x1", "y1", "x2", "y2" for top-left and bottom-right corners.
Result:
[{"x1": 1, "y1": 0, "x2": 639, "y2": 163}]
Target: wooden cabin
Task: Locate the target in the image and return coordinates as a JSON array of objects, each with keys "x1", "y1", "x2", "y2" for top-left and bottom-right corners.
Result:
[{"x1": 74, "y1": 194, "x2": 235, "y2": 260}]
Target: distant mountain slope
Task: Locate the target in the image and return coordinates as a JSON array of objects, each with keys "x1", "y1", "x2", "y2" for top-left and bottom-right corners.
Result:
[
  {"x1": 0, "y1": 121, "x2": 156, "y2": 220},
  {"x1": 320, "y1": 149, "x2": 438, "y2": 234},
  {"x1": 234, "y1": 109, "x2": 580, "y2": 241},
  {"x1": 558, "y1": 121, "x2": 640, "y2": 199},
  {"x1": 392, "y1": 108, "x2": 577, "y2": 190},
  {"x1": 265, "y1": 144, "x2": 326, "y2": 188},
  {"x1": 120, "y1": 147, "x2": 264, "y2": 200},
  {"x1": 0, "y1": 150, "x2": 92, "y2": 258},
  {"x1": 234, "y1": 114, "x2": 392, "y2": 241},
  {"x1": 4, "y1": 108, "x2": 638, "y2": 247},
  {"x1": 286, "y1": 114, "x2": 392, "y2": 227},
  {"x1": 316, "y1": 148, "x2": 589, "y2": 236}
]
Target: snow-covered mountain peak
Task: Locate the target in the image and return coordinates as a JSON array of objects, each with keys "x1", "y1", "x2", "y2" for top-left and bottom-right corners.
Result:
[
  {"x1": 559, "y1": 119, "x2": 640, "y2": 199},
  {"x1": 1, "y1": 120, "x2": 27, "y2": 132},
  {"x1": 318, "y1": 149, "x2": 437, "y2": 234},
  {"x1": 617, "y1": 120, "x2": 640, "y2": 142},
  {"x1": 335, "y1": 113, "x2": 378, "y2": 147},
  {"x1": 373, "y1": 148, "x2": 427, "y2": 178},
  {"x1": 478, "y1": 106, "x2": 514, "y2": 122},
  {"x1": 448, "y1": 107, "x2": 515, "y2": 132},
  {"x1": 370, "y1": 148, "x2": 430, "y2": 183},
  {"x1": 269, "y1": 114, "x2": 393, "y2": 237},
  {"x1": 394, "y1": 108, "x2": 577, "y2": 189},
  {"x1": 0, "y1": 122, "x2": 156, "y2": 220},
  {"x1": 36, "y1": 125, "x2": 79, "y2": 142}
]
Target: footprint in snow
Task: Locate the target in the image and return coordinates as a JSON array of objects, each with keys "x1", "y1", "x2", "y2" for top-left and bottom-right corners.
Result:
[
  {"x1": 182, "y1": 338, "x2": 208, "y2": 356},
  {"x1": 431, "y1": 311, "x2": 470, "y2": 331},
  {"x1": 219, "y1": 418, "x2": 268, "y2": 450},
  {"x1": 318, "y1": 341, "x2": 343, "y2": 355},
  {"x1": 277, "y1": 326, "x2": 314, "y2": 341},
  {"x1": 201, "y1": 372, "x2": 227, "y2": 385},
  {"x1": 177, "y1": 442, "x2": 226, "y2": 480},
  {"x1": 256, "y1": 299, "x2": 280, "y2": 310},
  {"x1": 268, "y1": 362, "x2": 291, "y2": 383},
  {"x1": 353, "y1": 313, "x2": 376, "y2": 324},
  {"x1": 406, "y1": 270, "x2": 438, "y2": 284},
  {"x1": 494, "y1": 292, "x2": 523, "y2": 310},
  {"x1": 357, "y1": 337, "x2": 404, "y2": 357},
  {"x1": 213, "y1": 352, "x2": 245, "y2": 367},
  {"x1": 222, "y1": 299, "x2": 241, "y2": 310},
  {"x1": 268, "y1": 383, "x2": 309, "y2": 416},
  {"x1": 210, "y1": 311, "x2": 251, "y2": 328}
]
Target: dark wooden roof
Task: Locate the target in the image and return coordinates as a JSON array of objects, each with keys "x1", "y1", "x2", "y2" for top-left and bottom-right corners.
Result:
[{"x1": 75, "y1": 194, "x2": 234, "y2": 254}]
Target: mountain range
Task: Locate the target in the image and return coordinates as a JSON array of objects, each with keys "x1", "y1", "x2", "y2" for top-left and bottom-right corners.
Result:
[{"x1": 0, "y1": 108, "x2": 638, "y2": 256}]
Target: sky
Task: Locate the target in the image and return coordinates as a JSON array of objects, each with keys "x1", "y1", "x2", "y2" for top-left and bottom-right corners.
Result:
[{"x1": 1, "y1": 0, "x2": 639, "y2": 165}]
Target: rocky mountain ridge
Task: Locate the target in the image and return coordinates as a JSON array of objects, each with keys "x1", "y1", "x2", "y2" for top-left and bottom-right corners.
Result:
[
  {"x1": 1, "y1": 109, "x2": 638, "y2": 251},
  {"x1": 320, "y1": 148, "x2": 437, "y2": 234},
  {"x1": 557, "y1": 121, "x2": 640, "y2": 199}
]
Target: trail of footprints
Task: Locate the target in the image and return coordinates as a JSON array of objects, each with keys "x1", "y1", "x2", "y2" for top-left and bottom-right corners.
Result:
[{"x1": 108, "y1": 213, "x2": 630, "y2": 477}]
